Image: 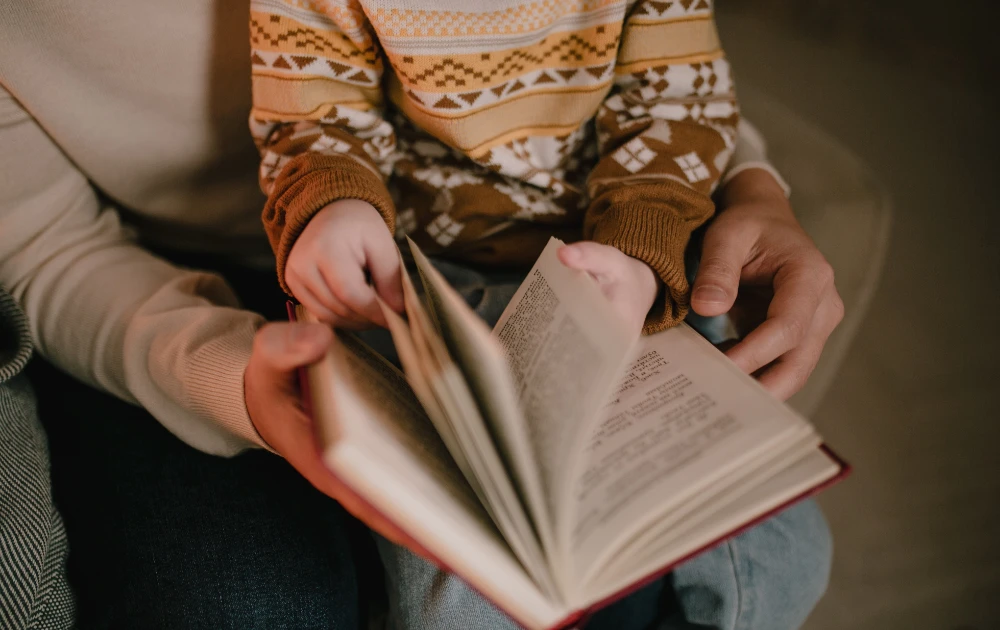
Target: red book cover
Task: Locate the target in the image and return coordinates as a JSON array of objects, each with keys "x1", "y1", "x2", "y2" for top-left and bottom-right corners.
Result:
[{"x1": 287, "y1": 302, "x2": 850, "y2": 630}]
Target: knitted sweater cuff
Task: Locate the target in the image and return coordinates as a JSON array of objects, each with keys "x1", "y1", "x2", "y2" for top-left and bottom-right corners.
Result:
[
  {"x1": 262, "y1": 153, "x2": 396, "y2": 295},
  {"x1": 586, "y1": 181, "x2": 715, "y2": 334}
]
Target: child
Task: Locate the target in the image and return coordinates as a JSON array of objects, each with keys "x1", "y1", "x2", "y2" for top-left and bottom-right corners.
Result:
[
  {"x1": 250, "y1": 1, "x2": 828, "y2": 628},
  {"x1": 251, "y1": 0, "x2": 739, "y2": 336}
]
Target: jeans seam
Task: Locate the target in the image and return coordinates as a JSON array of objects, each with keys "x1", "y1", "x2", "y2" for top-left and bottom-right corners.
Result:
[{"x1": 725, "y1": 539, "x2": 744, "y2": 630}]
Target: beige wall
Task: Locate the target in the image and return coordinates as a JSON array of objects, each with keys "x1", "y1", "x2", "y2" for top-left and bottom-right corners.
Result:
[{"x1": 724, "y1": 0, "x2": 995, "y2": 90}]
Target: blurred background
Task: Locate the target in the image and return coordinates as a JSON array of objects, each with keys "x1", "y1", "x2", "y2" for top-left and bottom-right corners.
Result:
[{"x1": 715, "y1": 1, "x2": 999, "y2": 628}]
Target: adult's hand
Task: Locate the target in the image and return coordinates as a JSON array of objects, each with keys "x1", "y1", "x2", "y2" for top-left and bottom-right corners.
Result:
[
  {"x1": 244, "y1": 321, "x2": 418, "y2": 551},
  {"x1": 691, "y1": 169, "x2": 844, "y2": 400}
]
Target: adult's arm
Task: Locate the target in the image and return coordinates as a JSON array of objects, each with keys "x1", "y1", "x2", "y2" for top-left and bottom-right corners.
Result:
[
  {"x1": 0, "y1": 85, "x2": 267, "y2": 455},
  {"x1": 725, "y1": 119, "x2": 791, "y2": 198}
]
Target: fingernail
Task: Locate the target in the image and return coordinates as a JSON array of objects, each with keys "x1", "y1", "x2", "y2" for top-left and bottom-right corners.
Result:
[
  {"x1": 694, "y1": 286, "x2": 728, "y2": 304},
  {"x1": 559, "y1": 246, "x2": 580, "y2": 264}
]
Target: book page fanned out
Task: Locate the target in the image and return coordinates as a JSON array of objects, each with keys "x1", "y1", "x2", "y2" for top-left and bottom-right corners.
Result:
[
  {"x1": 489, "y1": 239, "x2": 635, "y2": 587},
  {"x1": 406, "y1": 238, "x2": 560, "y2": 584},
  {"x1": 292, "y1": 235, "x2": 848, "y2": 630},
  {"x1": 298, "y1": 305, "x2": 567, "y2": 629},
  {"x1": 380, "y1": 262, "x2": 557, "y2": 597},
  {"x1": 483, "y1": 239, "x2": 841, "y2": 596}
]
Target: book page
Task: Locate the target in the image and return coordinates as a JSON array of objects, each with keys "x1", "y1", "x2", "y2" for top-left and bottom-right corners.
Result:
[
  {"x1": 299, "y1": 309, "x2": 567, "y2": 629},
  {"x1": 569, "y1": 324, "x2": 815, "y2": 575},
  {"x1": 298, "y1": 306, "x2": 484, "y2": 522},
  {"x1": 382, "y1": 266, "x2": 557, "y2": 597},
  {"x1": 596, "y1": 432, "x2": 822, "y2": 578},
  {"x1": 490, "y1": 238, "x2": 636, "y2": 574},
  {"x1": 586, "y1": 447, "x2": 841, "y2": 605},
  {"x1": 379, "y1": 297, "x2": 481, "y2": 496},
  {"x1": 406, "y1": 239, "x2": 560, "y2": 577}
]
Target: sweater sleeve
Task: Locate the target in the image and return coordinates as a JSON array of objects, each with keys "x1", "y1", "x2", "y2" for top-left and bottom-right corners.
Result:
[
  {"x1": 0, "y1": 86, "x2": 268, "y2": 456},
  {"x1": 724, "y1": 118, "x2": 792, "y2": 198},
  {"x1": 584, "y1": 0, "x2": 739, "y2": 334},
  {"x1": 250, "y1": 0, "x2": 397, "y2": 294}
]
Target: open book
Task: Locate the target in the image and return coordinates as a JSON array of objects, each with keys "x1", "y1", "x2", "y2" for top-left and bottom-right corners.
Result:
[{"x1": 291, "y1": 237, "x2": 848, "y2": 630}]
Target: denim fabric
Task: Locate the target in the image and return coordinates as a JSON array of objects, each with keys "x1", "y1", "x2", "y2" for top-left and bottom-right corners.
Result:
[
  {"x1": 31, "y1": 357, "x2": 364, "y2": 630},
  {"x1": 26, "y1": 254, "x2": 830, "y2": 630},
  {"x1": 379, "y1": 500, "x2": 830, "y2": 630},
  {"x1": 661, "y1": 500, "x2": 832, "y2": 630},
  {"x1": 373, "y1": 260, "x2": 832, "y2": 630},
  {"x1": 28, "y1": 266, "x2": 364, "y2": 630}
]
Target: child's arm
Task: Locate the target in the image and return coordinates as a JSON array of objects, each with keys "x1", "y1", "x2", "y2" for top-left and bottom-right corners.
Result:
[
  {"x1": 583, "y1": 0, "x2": 739, "y2": 334},
  {"x1": 249, "y1": 0, "x2": 401, "y2": 324}
]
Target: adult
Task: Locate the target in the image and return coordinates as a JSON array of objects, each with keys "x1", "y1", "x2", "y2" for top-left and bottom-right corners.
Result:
[{"x1": 0, "y1": 0, "x2": 841, "y2": 627}]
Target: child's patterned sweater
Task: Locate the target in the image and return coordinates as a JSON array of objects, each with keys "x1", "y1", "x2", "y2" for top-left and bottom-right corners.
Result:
[{"x1": 251, "y1": 0, "x2": 738, "y2": 331}]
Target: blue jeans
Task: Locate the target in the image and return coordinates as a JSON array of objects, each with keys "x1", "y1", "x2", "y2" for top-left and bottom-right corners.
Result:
[
  {"x1": 366, "y1": 260, "x2": 833, "y2": 630},
  {"x1": 29, "y1": 263, "x2": 365, "y2": 629}
]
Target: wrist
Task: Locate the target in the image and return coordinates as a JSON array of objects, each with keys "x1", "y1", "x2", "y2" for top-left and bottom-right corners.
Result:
[
  {"x1": 321, "y1": 198, "x2": 383, "y2": 218},
  {"x1": 720, "y1": 168, "x2": 790, "y2": 212},
  {"x1": 638, "y1": 259, "x2": 661, "y2": 308}
]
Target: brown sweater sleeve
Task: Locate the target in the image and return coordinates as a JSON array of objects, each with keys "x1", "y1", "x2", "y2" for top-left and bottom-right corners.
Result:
[
  {"x1": 585, "y1": 0, "x2": 739, "y2": 334},
  {"x1": 260, "y1": 153, "x2": 395, "y2": 294},
  {"x1": 249, "y1": 3, "x2": 396, "y2": 294}
]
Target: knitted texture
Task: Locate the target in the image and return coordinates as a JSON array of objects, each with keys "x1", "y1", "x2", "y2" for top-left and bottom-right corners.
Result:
[{"x1": 251, "y1": 0, "x2": 739, "y2": 330}]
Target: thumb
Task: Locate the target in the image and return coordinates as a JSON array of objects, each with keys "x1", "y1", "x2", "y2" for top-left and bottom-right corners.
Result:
[
  {"x1": 557, "y1": 242, "x2": 620, "y2": 278},
  {"x1": 252, "y1": 322, "x2": 333, "y2": 382},
  {"x1": 691, "y1": 223, "x2": 752, "y2": 317}
]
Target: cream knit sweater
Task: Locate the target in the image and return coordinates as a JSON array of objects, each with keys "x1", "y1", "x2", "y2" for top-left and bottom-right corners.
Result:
[{"x1": 0, "y1": 0, "x2": 784, "y2": 456}]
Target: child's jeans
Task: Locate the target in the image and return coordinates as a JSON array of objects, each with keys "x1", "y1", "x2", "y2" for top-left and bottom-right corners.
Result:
[{"x1": 359, "y1": 259, "x2": 832, "y2": 630}]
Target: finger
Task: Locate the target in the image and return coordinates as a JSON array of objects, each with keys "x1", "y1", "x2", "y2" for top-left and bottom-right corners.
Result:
[
  {"x1": 755, "y1": 303, "x2": 835, "y2": 400},
  {"x1": 725, "y1": 263, "x2": 828, "y2": 374},
  {"x1": 294, "y1": 285, "x2": 368, "y2": 329},
  {"x1": 691, "y1": 220, "x2": 755, "y2": 317},
  {"x1": 252, "y1": 322, "x2": 333, "y2": 382},
  {"x1": 557, "y1": 242, "x2": 622, "y2": 278},
  {"x1": 302, "y1": 266, "x2": 349, "y2": 317},
  {"x1": 366, "y1": 243, "x2": 405, "y2": 315},
  {"x1": 250, "y1": 328, "x2": 433, "y2": 562},
  {"x1": 322, "y1": 259, "x2": 387, "y2": 328},
  {"x1": 287, "y1": 270, "x2": 336, "y2": 322},
  {"x1": 266, "y1": 396, "x2": 432, "y2": 555},
  {"x1": 288, "y1": 267, "x2": 366, "y2": 326},
  {"x1": 755, "y1": 346, "x2": 820, "y2": 401},
  {"x1": 288, "y1": 278, "x2": 338, "y2": 324},
  {"x1": 303, "y1": 267, "x2": 369, "y2": 326}
]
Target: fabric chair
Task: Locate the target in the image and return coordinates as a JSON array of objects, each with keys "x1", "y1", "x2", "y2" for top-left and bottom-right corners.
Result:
[{"x1": 738, "y1": 85, "x2": 893, "y2": 417}]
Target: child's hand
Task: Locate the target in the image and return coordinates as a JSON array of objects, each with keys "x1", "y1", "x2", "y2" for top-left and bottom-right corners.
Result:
[
  {"x1": 558, "y1": 242, "x2": 660, "y2": 334},
  {"x1": 286, "y1": 199, "x2": 404, "y2": 328}
]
